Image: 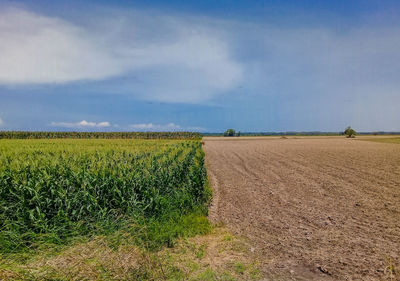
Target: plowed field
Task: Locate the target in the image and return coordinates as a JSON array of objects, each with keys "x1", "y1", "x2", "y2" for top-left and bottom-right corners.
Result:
[{"x1": 203, "y1": 137, "x2": 400, "y2": 280}]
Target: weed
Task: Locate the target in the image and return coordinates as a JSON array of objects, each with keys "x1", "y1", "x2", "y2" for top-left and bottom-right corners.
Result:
[
  {"x1": 384, "y1": 258, "x2": 397, "y2": 281},
  {"x1": 234, "y1": 262, "x2": 246, "y2": 274}
]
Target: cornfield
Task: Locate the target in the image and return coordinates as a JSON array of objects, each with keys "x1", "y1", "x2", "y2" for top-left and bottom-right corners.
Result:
[
  {"x1": 0, "y1": 131, "x2": 201, "y2": 139},
  {"x1": 0, "y1": 139, "x2": 210, "y2": 252}
]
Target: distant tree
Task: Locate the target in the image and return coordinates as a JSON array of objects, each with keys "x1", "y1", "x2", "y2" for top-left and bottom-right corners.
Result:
[
  {"x1": 224, "y1": 129, "x2": 236, "y2": 137},
  {"x1": 237, "y1": 131, "x2": 241, "y2": 137},
  {"x1": 344, "y1": 126, "x2": 356, "y2": 138}
]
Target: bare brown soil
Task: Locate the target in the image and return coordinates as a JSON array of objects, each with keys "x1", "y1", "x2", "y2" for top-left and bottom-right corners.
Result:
[{"x1": 203, "y1": 137, "x2": 400, "y2": 280}]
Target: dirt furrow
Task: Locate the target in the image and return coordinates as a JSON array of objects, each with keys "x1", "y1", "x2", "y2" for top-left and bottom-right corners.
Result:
[{"x1": 203, "y1": 137, "x2": 400, "y2": 281}]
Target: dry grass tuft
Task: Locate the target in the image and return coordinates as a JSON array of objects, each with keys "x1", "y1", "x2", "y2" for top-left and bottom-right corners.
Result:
[
  {"x1": 153, "y1": 227, "x2": 261, "y2": 280},
  {"x1": 0, "y1": 269, "x2": 21, "y2": 280},
  {"x1": 22, "y1": 237, "x2": 141, "y2": 280},
  {"x1": 384, "y1": 257, "x2": 398, "y2": 281},
  {"x1": 4, "y1": 227, "x2": 260, "y2": 280}
]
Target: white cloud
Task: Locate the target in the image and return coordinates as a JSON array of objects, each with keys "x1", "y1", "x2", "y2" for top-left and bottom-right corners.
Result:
[
  {"x1": 50, "y1": 120, "x2": 111, "y2": 128},
  {"x1": 0, "y1": 7, "x2": 242, "y2": 103},
  {"x1": 96, "y1": 121, "x2": 111, "y2": 127},
  {"x1": 50, "y1": 121, "x2": 202, "y2": 131},
  {"x1": 129, "y1": 123, "x2": 181, "y2": 131},
  {"x1": 0, "y1": 117, "x2": 3, "y2": 126},
  {"x1": 0, "y1": 8, "x2": 128, "y2": 84},
  {"x1": 128, "y1": 122, "x2": 204, "y2": 132}
]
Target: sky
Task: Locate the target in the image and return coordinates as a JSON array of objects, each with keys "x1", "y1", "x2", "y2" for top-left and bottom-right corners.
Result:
[{"x1": 0, "y1": 0, "x2": 399, "y2": 132}]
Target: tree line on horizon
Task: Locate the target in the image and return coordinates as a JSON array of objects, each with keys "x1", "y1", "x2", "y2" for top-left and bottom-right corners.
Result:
[{"x1": 219, "y1": 127, "x2": 376, "y2": 138}]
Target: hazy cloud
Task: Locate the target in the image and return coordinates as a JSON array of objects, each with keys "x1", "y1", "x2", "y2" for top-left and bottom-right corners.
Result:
[
  {"x1": 128, "y1": 122, "x2": 204, "y2": 132},
  {"x1": 50, "y1": 120, "x2": 111, "y2": 128},
  {"x1": 129, "y1": 123, "x2": 181, "y2": 131},
  {"x1": 246, "y1": 24, "x2": 400, "y2": 130},
  {"x1": 0, "y1": 7, "x2": 242, "y2": 103},
  {"x1": 0, "y1": 117, "x2": 3, "y2": 126},
  {"x1": 0, "y1": 8, "x2": 128, "y2": 84}
]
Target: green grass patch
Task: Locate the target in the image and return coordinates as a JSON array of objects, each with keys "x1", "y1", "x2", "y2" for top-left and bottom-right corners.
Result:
[
  {"x1": 234, "y1": 262, "x2": 246, "y2": 274},
  {"x1": 362, "y1": 137, "x2": 400, "y2": 144}
]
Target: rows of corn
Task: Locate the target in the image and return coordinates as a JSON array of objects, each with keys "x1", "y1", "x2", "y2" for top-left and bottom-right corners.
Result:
[
  {"x1": 0, "y1": 139, "x2": 210, "y2": 253},
  {"x1": 0, "y1": 131, "x2": 201, "y2": 139}
]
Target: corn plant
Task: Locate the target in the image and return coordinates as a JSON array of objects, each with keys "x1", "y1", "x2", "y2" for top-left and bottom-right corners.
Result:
[{"x1": 0, "y1": 139, "x2": 210, "y2": 252}]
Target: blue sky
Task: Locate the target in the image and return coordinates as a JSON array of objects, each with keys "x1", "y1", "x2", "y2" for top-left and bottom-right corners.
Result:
[{"x1": 0, "y1": 0, "x2": 399, "y2": 132}]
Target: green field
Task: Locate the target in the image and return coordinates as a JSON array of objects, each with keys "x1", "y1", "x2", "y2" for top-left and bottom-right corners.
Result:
[
  {"x1": 0, "y1": 139, "x2": 211, "y2": 255},
  {"x1": 0, "y1": 131, "x2": 201, "y2": 140},
  {"x1": 364, "y1": 137, "x2": 400, "y2": 144}
]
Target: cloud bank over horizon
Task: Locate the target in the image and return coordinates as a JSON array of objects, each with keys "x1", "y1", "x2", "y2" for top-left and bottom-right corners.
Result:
[
  {"x1": 47, "y1": 120, "x2": 204, "y2": 132},
  {"x1": 129, "y1": 122, "x2": 205, "y2": 132},
  {"x1": 50, "y1": 120, "x2": 111, "y2": 128}
]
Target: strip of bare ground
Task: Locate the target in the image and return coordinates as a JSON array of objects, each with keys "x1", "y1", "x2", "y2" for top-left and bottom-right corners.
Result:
[{"x1": 203, "y1": 137, "x2": 400, "y2": 280}]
